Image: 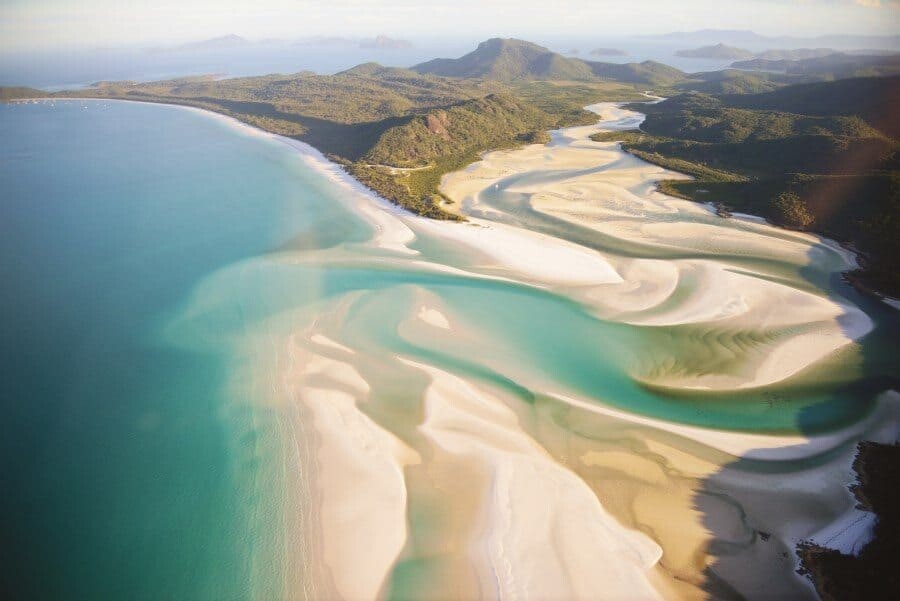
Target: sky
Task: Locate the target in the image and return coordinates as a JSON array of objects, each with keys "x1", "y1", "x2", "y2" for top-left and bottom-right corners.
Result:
[{"x1": 1, "y1": 0, "x2": 898, "y2": 52}]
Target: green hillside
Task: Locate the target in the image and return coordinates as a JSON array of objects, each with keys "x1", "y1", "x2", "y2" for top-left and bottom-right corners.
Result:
[
  {"x1": 586, "y1": 60, "x2": 686, "y2": 86},
  {"x1": 720, "y1": 76, "x2": 900, "y2": 138},
  {"x1": 350, "y1": 93, "x2": 557, "y2": 217},
  {"x1": 672, "y1": 69, "x2": 789, "y2": 94},
  {"x1": 44, "y1": 54, "x2": 645, "y2": 219},
  {"x1": 412, "y1": 38, "x2": 596, "y2": 81},
  {"x1": 607, "y1": 79, "x2": 900, "y2": 296}
]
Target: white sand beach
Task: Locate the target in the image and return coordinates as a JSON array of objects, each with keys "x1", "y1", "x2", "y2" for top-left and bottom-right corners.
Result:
[
  {"x1": 439, "y1": 101, "x2": 872, "y2": 391},
  {"x1": 141, "y1": 98, "x2": 891, "y2": 601}
]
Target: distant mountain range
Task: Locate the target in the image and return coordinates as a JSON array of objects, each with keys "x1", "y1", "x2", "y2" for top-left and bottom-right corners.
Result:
[
  {"x1": 407, "y1": 37, "x2": 900, "y2": 92},
  {"x1": 590, "y1": 48, "x2": 627, "y2": 57},
  {"x1": 641, "y1": 29, "x2": 900, "y2": 50},
  {"x1": 732, "y1": 52, "x2": 900, "y2": 79},
  {"x1": 359, "y1": 35, "x2": 413, "y2": 50},
  {"x1": 676, "y1": 44, "x2": 895, "y2": 62}
]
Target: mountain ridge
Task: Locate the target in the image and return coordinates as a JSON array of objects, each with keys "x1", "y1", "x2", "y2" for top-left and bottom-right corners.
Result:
[{"x1": 412, "y1": 38, "x2": 686, "y2": 85}]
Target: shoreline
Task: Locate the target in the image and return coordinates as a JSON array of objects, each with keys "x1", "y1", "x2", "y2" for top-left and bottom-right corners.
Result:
[
  {"x1": 439, "y1": 99, "x2": 877, "y2": 391},
  {"x1": 34, "y1": 97, "x2": 882, "y2": 396},
  {"x1": 21, "y1": 97, "x2": 420, "y2": 253},
  {"x1": 16, "y1": 96, "x2": 896, "y2": 600},
  {"x1": 35, "y1": 97, "x2": 882, "y2": 394},
  {"x1": 19, "y1": 95, "x2": 888, "y2": 314},
  {"x1": 608, "y1": 100, "x2": 900, "y2": 310}
]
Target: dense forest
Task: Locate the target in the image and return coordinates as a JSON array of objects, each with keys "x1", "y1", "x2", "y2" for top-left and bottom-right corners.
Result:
[{"x1": 798, "y1": 442, "x2": 900, "y2": 601}]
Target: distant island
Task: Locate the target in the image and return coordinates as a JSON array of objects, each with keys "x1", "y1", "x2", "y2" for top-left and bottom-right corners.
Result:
[
  {"x1": 676, "y1": 43, "x2": 754, "y2": 60},
  {"x1": 641, "y1": 28, "x2": 900, "y2": 50},
  {"x1": 732, "y1": 52, "x2": 900, "y2": 79},
  {"x1": 359, "y1": 35, "x2": 412, "y2": 49},
  {"x1": 672, "y1": 44, "x2": 900, "y2": 83},
  {"x1": 151, "y1": 34, "x2": 251, "y2": 53},
  {"x1": 590, "y1": 48, "x2": 627, "y2": 57},
  {"x1": 674, "y1": 44, "x2": 876, "y2": 63}
]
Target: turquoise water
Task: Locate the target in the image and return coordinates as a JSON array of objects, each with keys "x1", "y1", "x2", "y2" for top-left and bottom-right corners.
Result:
[
  {"x1": 1, "y1": 100, "x2": 896, "y2": 599},
  {"x1": 0, "y1": 100, "x2": 373, "y2": 599}
]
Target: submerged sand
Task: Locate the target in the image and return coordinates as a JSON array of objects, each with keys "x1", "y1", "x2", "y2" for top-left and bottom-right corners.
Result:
[
  {"x1": 438, "y1": 101, "x2": 871, "y2": 391},
  {"x1": 150, "y1": 97, "x2": 897, "y2": 601},
  {"x1": 286, "y1": 102, "x2": 893, "y2": 600}
]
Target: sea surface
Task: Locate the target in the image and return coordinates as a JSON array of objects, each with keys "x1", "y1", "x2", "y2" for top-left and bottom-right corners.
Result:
[{"x1": 1, "y1": 99, "x2": 896, "y2": 599}]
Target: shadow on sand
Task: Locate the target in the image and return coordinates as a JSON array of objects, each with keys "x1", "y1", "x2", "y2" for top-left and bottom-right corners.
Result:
[{"x1": 693, "y1": 252, "x2": 900, "y2": 599}]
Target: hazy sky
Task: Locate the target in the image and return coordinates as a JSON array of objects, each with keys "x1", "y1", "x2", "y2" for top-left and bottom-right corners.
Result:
[{"x1": 2, "y1": 0, "x2": 898, "y2": 51}]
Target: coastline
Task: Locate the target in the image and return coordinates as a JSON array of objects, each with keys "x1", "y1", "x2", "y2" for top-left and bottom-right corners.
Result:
[
  {"x1": 604, "y1": 100, "x2": 900, "y2": 309},
  {"x1": 39, "y1": 96, "x2": 886, "y2": 412},
  {"x1": 19, "y1": 96, "x2": 896, "y2": 600},
  {"x1": 23, "y1": 97, "x2": 420, "y2": 253},
  {"x1": 439, "y1": 99, "x2": 876, "y2": 391},
  {"x1": 21, "y1": 96, "x2": 886, "y2": 314}
]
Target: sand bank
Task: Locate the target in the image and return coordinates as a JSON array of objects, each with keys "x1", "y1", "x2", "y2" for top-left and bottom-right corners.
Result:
[
  {"x1": 439, "y1": 100, "x2": 872, "y2": 390},
  {"x1": 287, "y1": 340, "x2": 420, "y2": 601},
  {"x1": 102, "y1": 97, "x2": 891, "y2": 600},
  {"x1": 406, "y1": 359, "x2": 666, "y2": 600}
]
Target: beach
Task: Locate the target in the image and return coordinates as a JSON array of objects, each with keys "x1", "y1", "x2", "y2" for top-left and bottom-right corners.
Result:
[
  {"x1": 249, "y1": 99, "x2": 896, "y2": 598},
  {"x1": 231, "y1": 98, "x2": 897, "y2": 599},
  {"x1": 8, "y1": 98, "x2": 896, "y2": 600}
]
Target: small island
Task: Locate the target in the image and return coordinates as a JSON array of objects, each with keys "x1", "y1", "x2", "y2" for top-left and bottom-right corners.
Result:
[
  {"x1": 590, "y1": 48, "x2": 627, "y2": 57},
  {"x1": 675, "y1": 43, "x2": 754, "y2": 59}
]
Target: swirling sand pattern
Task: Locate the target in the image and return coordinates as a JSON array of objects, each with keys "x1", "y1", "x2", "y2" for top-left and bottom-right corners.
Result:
[{"x1": 156, "y1": 102, "x2": 898, "y2": 599}]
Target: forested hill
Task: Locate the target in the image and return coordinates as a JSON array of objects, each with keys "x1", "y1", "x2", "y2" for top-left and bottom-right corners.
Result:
[
  {"x1": 412, "y1": 38, "x2": 595, "y2": 81},
  {"x1": 410, "y1": 38, "x2": 900, "y2": 99},
  {"x1": 731, "y1": 53, "x2": 900, "y2": 81},
  {"x1": 23, "y1": 63, "x2": 643, "y2": 219},
  {"x1": 412, "y1": 38, "x2": 685, "y2": 85},
  {"x1": 719, "y1": 76, "x2": 900, "y2": 138},
  {"x1": 603, "y1": 76, "x2": 900, "y2": 296},
  {"x1": 0, "y1": 87, "x2": 44, "y2": 101}
]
